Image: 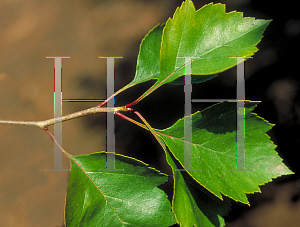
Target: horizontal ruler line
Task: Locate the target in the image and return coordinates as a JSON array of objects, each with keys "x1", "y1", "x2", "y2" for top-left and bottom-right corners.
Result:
[
  {"x1": 62, "y1": 99, "x2": 105, "y2": 102},
  {"x1": 192, "y1": 99, "x2": 245, "y2": 102}
]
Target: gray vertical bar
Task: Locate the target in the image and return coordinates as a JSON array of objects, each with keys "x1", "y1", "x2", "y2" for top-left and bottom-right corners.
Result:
[
  {"x1": 46, "y1": 56, "x2": 70, "y2": 171},
  {"x1": 54, "y1": 59, "x2": 62, "y2": 169},
  {"x1": 176, "y1": 57, "x2": 201, "y2": 171},
  {"x1": 106, "y1": 58, "x2": 116, "y2": 170},
  {"x1": 98, "y1": 57, "x2": 123, "y2": 171},
  {"x1": 236, "y1": 59, "x2": 245, "y2": 170},
  {"x1": 229, "y1": 57, "x2": 253, "y2": 171},
  {"x1": 184, "y1": 57, "x2": 193, "y2": 171}
]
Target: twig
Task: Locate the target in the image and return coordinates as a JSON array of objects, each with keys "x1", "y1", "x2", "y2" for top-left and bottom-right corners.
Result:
[{"x1": 0, "y1": 105, "x2": 132, "y2": 129}]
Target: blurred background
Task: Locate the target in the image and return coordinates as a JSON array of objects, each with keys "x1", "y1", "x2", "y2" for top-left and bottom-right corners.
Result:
[{"x1": 0, "y1": 0, "x2": 299, "y2": 226}]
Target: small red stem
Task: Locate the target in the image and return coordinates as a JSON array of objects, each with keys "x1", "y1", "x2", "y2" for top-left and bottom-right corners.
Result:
[
  {"x1": 115, "y1": 111, "x2": 145, "y2": 129},
  {"x1": 133, "y1": 111, "x2": 167, "y2": 151},
  {"x1": 116, "y1": 111, "x2": 179, "y2": 141},
  {"x1": 98, "y1": 84, "x2": 133, "y2": 107},
  {"x1": 127, "y1": 59, "x2": 198, "y2": 108},
  {"x1": 125, "y1": 100, "x2": 140, "y2": 108},
  {"x1": 115, "y1": 112, "x2": 130, "y2": 121},
  {"x1": 43, "y1": 128, "x2": 69, "y2": 157},
  {"x1": 126, "y1": 72, "x2": 176, "y2": 108}
]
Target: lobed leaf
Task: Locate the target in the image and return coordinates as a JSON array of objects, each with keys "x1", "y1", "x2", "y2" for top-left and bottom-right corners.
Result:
[
  {"x1": 64, "y1": 152, "x2": 176, "y2": 227},
  {"x1": 157, "y1": 101, "x2": 293, "y2": 204},
  {"x1": 159, "y1": 0, "x2": 271, "y2": 86},
  {"x1": 126, "y1": 0, "x2": 271, "y2": 92}
]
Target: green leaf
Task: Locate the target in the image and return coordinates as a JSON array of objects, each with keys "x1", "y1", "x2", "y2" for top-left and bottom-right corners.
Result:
[
  {"x1": 126, "y1": 23, "x2": 164, "y2": 87},
  {"x1": 169, "y1": 74, "x2": 217, "y2": 85},
  {"x1": 65, "y1": 152, "x2": 176, "y2": 227},
  {"x1": 159, "y1": 0, "x2": 271, "y2": 86},
  {"x1": 126, "y1": 0, "x2": 271, "y2": 91},
  {"x1": 157, "y1": 101, "x2": 293, "y2": 204},
  {"x1": 127, "y1": 22, "x2": 217, "y2": 87},
  {"x1": 166, "y1": 149, "x2": 231, "y2": 227}
]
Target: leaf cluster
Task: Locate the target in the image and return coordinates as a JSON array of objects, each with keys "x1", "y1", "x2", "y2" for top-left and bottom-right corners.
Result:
[
  {"x1": 1, "y1": 1, "x2": 293, "y2": 227},
  {"x1": 62, "y1": 1, "x2": 293, "y2": 226}
]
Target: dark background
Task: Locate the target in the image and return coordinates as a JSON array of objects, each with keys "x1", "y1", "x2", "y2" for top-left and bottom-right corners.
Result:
[
  {"x1": 0, "y1": 0, "x2": 299, "y2": 226},
  {"x1": 115, "y1": 1, "x2": 300, "y2": 226}
]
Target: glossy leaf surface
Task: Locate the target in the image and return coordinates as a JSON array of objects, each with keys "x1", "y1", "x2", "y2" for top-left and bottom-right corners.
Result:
[
  {"x1": 127, "y1": 23, "x2": 164, "y2": 87},
  {"x1": 168, "y1": 74, "x2": 217, "y2": 85},
  {"x1": 65, "y1": 152, "x2": 176, "y2": 227},
  {"x1": 166, "y1": 150, "x2": 231, "y2": 227},
  {"x1": 157, "y1": 102, "x2": 293, "y2": 204},
  {"x1": 126, "y1": 0, "x2": 271, "y2": 91}
]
